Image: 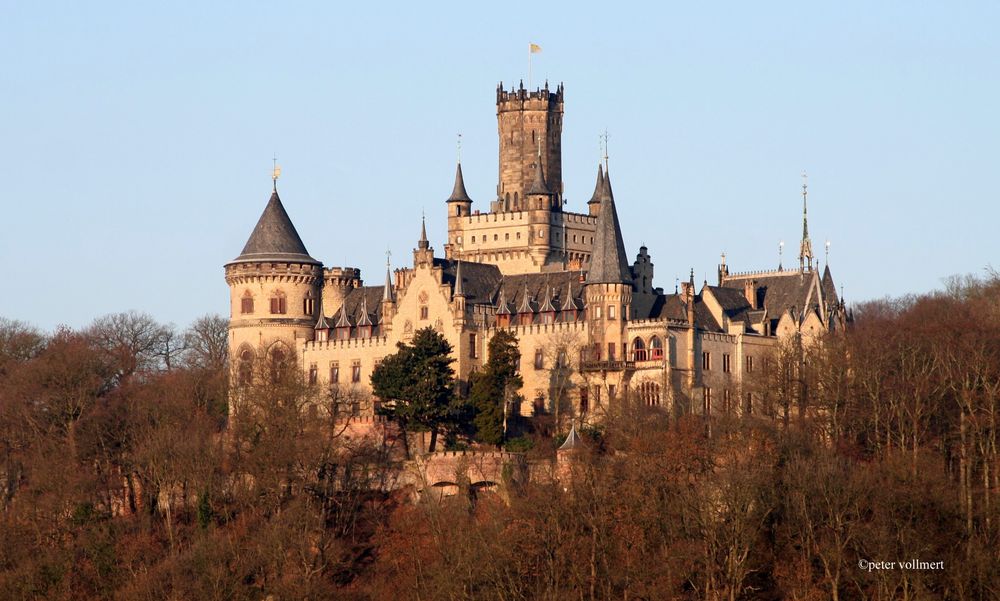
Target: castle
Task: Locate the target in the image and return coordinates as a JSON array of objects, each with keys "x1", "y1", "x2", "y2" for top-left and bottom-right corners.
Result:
[{"x1": 224, "y1": 80, "x2": 848, "y2": 422}]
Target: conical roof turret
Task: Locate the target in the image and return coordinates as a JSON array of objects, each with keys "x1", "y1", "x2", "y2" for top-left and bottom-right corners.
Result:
[
  {"x1": 446, "y1": 162, "x2": 473, "y2": 203},
  {"x1": 230, "y1": 189, "x2": 319, "y2": 265},
  {"x1": 587, "y1": 164, "x2": 605, "y2": 207},
  {"x1": 454, "y1": 259, "x2": 465, "y2": 297},
  {"x1": 418, "y1": 215, "x2": 430, "y2": 250},
  {"x1": 525, "y1": 157, "x2": 554, "y2": 196},
  {"x1": 587, "y1": 169, "x2": 631, "y2": 284}
]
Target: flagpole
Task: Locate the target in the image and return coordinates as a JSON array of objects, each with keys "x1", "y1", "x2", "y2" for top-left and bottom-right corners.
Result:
[{"x1": 527, "y1": 43, "x2": 532, "y2": 90}]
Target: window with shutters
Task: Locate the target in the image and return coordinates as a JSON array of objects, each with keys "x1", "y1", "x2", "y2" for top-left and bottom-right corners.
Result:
[{"x1": 241, "y1": 292, "x2": 254, "y2": 314}]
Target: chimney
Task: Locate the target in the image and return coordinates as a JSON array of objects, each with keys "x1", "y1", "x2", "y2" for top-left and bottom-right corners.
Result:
[{"x1": 744, "y1": 280, "x2": 757, "y2": 309}]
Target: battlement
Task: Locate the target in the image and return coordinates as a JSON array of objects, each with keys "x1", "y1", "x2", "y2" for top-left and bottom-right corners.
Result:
[
  {"x1": 303, "y1": 335, "x2": 390, "y2": 352},
  {"x1": 723, "y1": 268, "x2": 792, "y2": 280},
  {"x1": 496, "y1": 81, "x2": 564, "y2": 107}
]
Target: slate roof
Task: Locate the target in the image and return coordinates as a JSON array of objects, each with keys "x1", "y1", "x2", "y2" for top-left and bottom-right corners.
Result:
[
  {"x1": 231, "y1": 190, "x2": 320, "y2": 265},
  {"x1": 446, "y1": 162, "x2": 472, "y2": 203},
  {"x1": 721, "y1": 271, "x2": 821, "y2": 323},
  {"x1": 821, "y1": 265, "x2": 838, "y2": 306},
  {"x1": 642, "y1": 293, "x2": 722, "y2": 332},
  {"x1": 433, "y1": 258, "x2": 503, "y2": 305},
  {"x1": 587, "y1": 169, "x2": 632, "y2": 284},
  {"x1": 705, "y1": 285, "x2": 754, "y2": 326},
  {"x1": 587, "y1": 164, "x2": 604, "y2": 207},
  {"x1": 497, "y1": 271, "x2": 586, "y2": 313},
  {"x1": 326, "y1": 286, "x2": 386, "y2": 327}
]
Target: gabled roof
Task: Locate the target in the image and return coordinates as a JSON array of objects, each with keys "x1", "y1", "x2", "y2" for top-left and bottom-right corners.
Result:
[
  {"x1": 587, "y1": 168, "x2": 631, "y2": 284},
  {"x1": 446, "y1": 162, "x2": 473, "y2": 203},
  {"x1": 498, "y1": 272, "x2": 586, "y2": 316},
  {"x1": 231, "y1": 190, "x2": 319, "y2": 265},
  {"x1": 642, "y1": 293, "x2": 723, "y2": 332},
  {"x1": 704, "y1": 285, "x2": 754, "y2": 326},
  {"x1": 722, "y1": 271, "x2": 821, "y2": 325},
  {"x1": 434, "y1": 258, "x2": 503, "y2": 304}
]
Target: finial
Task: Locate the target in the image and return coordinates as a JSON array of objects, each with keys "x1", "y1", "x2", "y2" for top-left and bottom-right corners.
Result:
[
  {"x1": 457, "y1": 133, "x2": 462, "y2": 163},
  {"x1": 675, "y1": 277, "x2": 679, "y2": 294},
  {"x1": 825, "y1": 240, "x2": 831, "y2": 264},
  {"x1": 779, "y1": 240, "x2": 784, "y2": 270},
  {"x1": 601, "y1": 130, "x2": 610, "y2": 171},
  {"x1": 721, "y1": 251, "x2": 726, "y2": 266},
  {"x1": 271, "y1": 153, "x2": 281, "y2": 191},
  {"x1": 418, "y1": 211, "x2": 429, "y2": 250}
]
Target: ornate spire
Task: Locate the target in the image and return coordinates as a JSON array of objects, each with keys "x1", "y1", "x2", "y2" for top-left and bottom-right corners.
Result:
[
  {"x1": 335, "y1": 302, "x2": 351, "y2": 328},
  {"x1": 799, "y1": 172, "x2": 813, "y2": 272},
  {"x1": 314, "y1": 311, "x2": 330, "y2": 330},
  {"x1": 454, "y1": 259, "x2": 465, "y2": 297},
  {"x1": 446, "y1": 161, "x2": 473, "y2": 203},
  {"x1": 383, "y1": 252, "x2": 395, "y2": 302},
  {"x1": 418, "y1": 213, "x2": 430, "y2": 250},
  {"x1": 357, "y1": 295, "x2": 373, "y2": 326},
  {"x1": 496, "y1": 287, "x2": 511, "y2": 315},
  {"x1": 540, "y1": 281, "x2": 556, "y2": 313}
]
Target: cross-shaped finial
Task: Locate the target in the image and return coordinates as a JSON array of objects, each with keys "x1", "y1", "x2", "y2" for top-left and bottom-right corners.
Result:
[
  {"x1": 801, "y1": 171, "x2": 808, "y2": 199},
  {"x1": 271, "y1": 153, "x2": 281, "y2": 190},
  {"x1": 386, "y1": 247, "x2": 392, "y2": 268}
]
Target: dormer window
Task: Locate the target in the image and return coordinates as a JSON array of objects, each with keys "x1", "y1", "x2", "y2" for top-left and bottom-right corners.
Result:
[
  {"x1": 241, "y1": 291, "x2": 254, "y2": 314},
  {"x1": 270, "y1": 291, "x2": 287, "y2": 315}
]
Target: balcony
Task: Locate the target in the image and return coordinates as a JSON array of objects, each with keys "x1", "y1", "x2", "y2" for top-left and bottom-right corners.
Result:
[{"x1": 580, "y1": 360, "x2": 635, "y2": 372}]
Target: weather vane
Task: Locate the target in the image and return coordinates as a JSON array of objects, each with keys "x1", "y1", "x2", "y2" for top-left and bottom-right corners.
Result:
[
  {"x1": 271, "y1": 154, "x2": 281, "y2": 189},
  {"x1": 601, "y1": 130, "x2": 610, "y2": 169}
]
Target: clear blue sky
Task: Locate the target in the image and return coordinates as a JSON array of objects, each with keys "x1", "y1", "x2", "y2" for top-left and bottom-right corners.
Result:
[{"x1": 2, "y1": 1, "x2": 998, "y2": 331}]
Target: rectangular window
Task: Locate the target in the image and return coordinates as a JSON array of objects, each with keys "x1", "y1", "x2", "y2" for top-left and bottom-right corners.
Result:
[
  {"x1": 351, "y1": 361, "x2": 361, "y2": 383},
  {"x1": 330, "y1": 362, "x2": 340, "y2": 383},
  {"x1": 270, "y1": 297, "x2": 279, "y2": 314},
  {"x1": 723, "y1": 388, "x2": 732, "y2": 413},
  {"x1": 469, "y1": 333, "x2": 478, "y2": 358},
  {"x1": 746, "y1": 392, "x2": 753, "y2": 414},
  {"x1": 608, "y1": 305, "x2": 616, "y2": 320},
  {"x1": 608, "y1": 384, "x2": 616, "y2": 401},
  {"x1": 579, "y1": 386, "x2": 589, "y2": 414},
  {"x1": 702, "y1": 351, "x2": 711, "y2": 370},
  {"x1": 557, "y1": 349, "x2": 567, "y2": 369},
  {"x1": 607, "y1": 342, "x2": 616, "y2": 361},
  {"x1": 704, "y1": 387, "x2": 712, "y2": 415},
  {"x1": 241, "y1": 297, "x2": 254, "y2": 314},
  {"x1": 308, "y1": 363, "x2": 317, "y2": 385},
  {"x1": 534, "y1": 348, "x2": 544, "y2": 370},
  {"x1": 593, "y1": 385, "x2": 602, "y2": 407},
  {"x1": 746, "y1": 356, "x2": 754, "y2": 373},
  {"x1": 420, "y1": 306, "x2": 429, "y2": 320},
  {"x1": 723, "y1": 353, "x2": 731, "y2": 373},
  {"x1": 595, "y1": 306, "x2": 602, "y2": 319}
]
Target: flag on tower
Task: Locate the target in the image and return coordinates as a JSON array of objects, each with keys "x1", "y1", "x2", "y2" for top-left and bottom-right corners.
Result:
[{"x1": 529, "y1": 43, "x2": 542, "y2": 53}]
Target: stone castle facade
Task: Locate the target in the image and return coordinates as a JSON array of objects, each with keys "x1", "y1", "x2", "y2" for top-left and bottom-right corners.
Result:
[{"x1": 224, "y1": 79, "x2": 849, "y2": 422}]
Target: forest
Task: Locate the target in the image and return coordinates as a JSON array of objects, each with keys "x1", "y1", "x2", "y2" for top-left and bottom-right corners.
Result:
[{"x1": 1, "y1": 273, "x2": 999, "y2": 600}]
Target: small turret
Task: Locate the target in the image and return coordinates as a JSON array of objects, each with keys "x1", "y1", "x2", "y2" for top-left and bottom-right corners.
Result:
[{"x1": 587, "y1": 164, "x2": 604, "y2": 217}]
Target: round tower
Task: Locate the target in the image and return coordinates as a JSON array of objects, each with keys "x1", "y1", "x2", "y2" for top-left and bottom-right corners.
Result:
[
  {"x1": 495, "y1": 81, "x2": 564, "y2": 210},
  {"x1": 224, "y1": 185, "x2": 323, "y2": 374}
]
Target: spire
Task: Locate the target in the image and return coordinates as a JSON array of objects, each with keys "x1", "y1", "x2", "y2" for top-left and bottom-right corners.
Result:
[
  {"x1": 383, "y1": 253, "x2": 395, "y2": 302},
  {"x1": 558, "y1": 423, "x2": 584, "y2": 451},
  {"x1": 314, "y1": 311, "x2": 330, "y2": 330},
  {"x1": 454, "y1": 259, "x2": 465, "y2": 297},
  {"x1": 357, "y1": 295, "x2": 373, "y2": 326},
  {"x1": 418, "y1": 213, "x2": 430, "y2": 250},
  {"x1": 525, "y1": 153, "x2": 553, "y2": 196},
  {"x1": 496, "y1": 287, "x2": 511, "y2": 315},
  {"x1": 587, "y1": 168, "x2": 631, "y2": 284},
  {"x1": 335, "y1": 302, "x2": 351, "y2": 328},
  {"x1": 230, "y1": 187, "x2": 319, "y2": 266},
  {"x1": 540, "y1": 281, "x2": 556, "y2": 313},
  {"x1": 518, "y1": 280, "x2": 535, "y2": 314},
  {"x1": 446, "y1": 161, "x2": 473, "y2": 203},
  {"x1": 561, "y1": 277, "x2": 577, "y2": 312},
  {"x1": 587, "y1": 164, "x2": 605, "y2": 207},
  {"x1": 799, "y1": 172, "x2": 813, "y2": 272}
]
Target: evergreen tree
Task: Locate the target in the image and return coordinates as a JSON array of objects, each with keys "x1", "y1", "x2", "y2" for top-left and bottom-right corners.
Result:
[
  {"x1": 371, "y1": 327, "x2": 456, "y2": 455},
  {"x1": 470, "y1": 330, "x2": 522, "y2": 446}
]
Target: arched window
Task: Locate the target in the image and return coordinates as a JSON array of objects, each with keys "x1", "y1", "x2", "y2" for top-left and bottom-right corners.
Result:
[
  {"x1": 632, "y1": 337, "x2": 647, "y2": 361},
  {"x1": 303, "y1": 292, "x2": 315, "y2": 316},
  {"x1": 269, "y1": 346, "x2": 288, "y2": 383},
  {"x1": 505, "y1": 193, "x2": 510, "y2": 211},
  {"x1": 238, "y1": 347, "x2": 254, "y2": 386},
  {"x1": 513, "y1": 192, "x2": 519, "y2": 210},
  {"x1": 241, "y1": 291, "x2": 254, "y2": 314},
  {"x1": 650, "y1": 336, "x2": 664, "y2": 360},
  {"x1": 270, "y1": 290, "x2": 287, "y2": 315}
]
